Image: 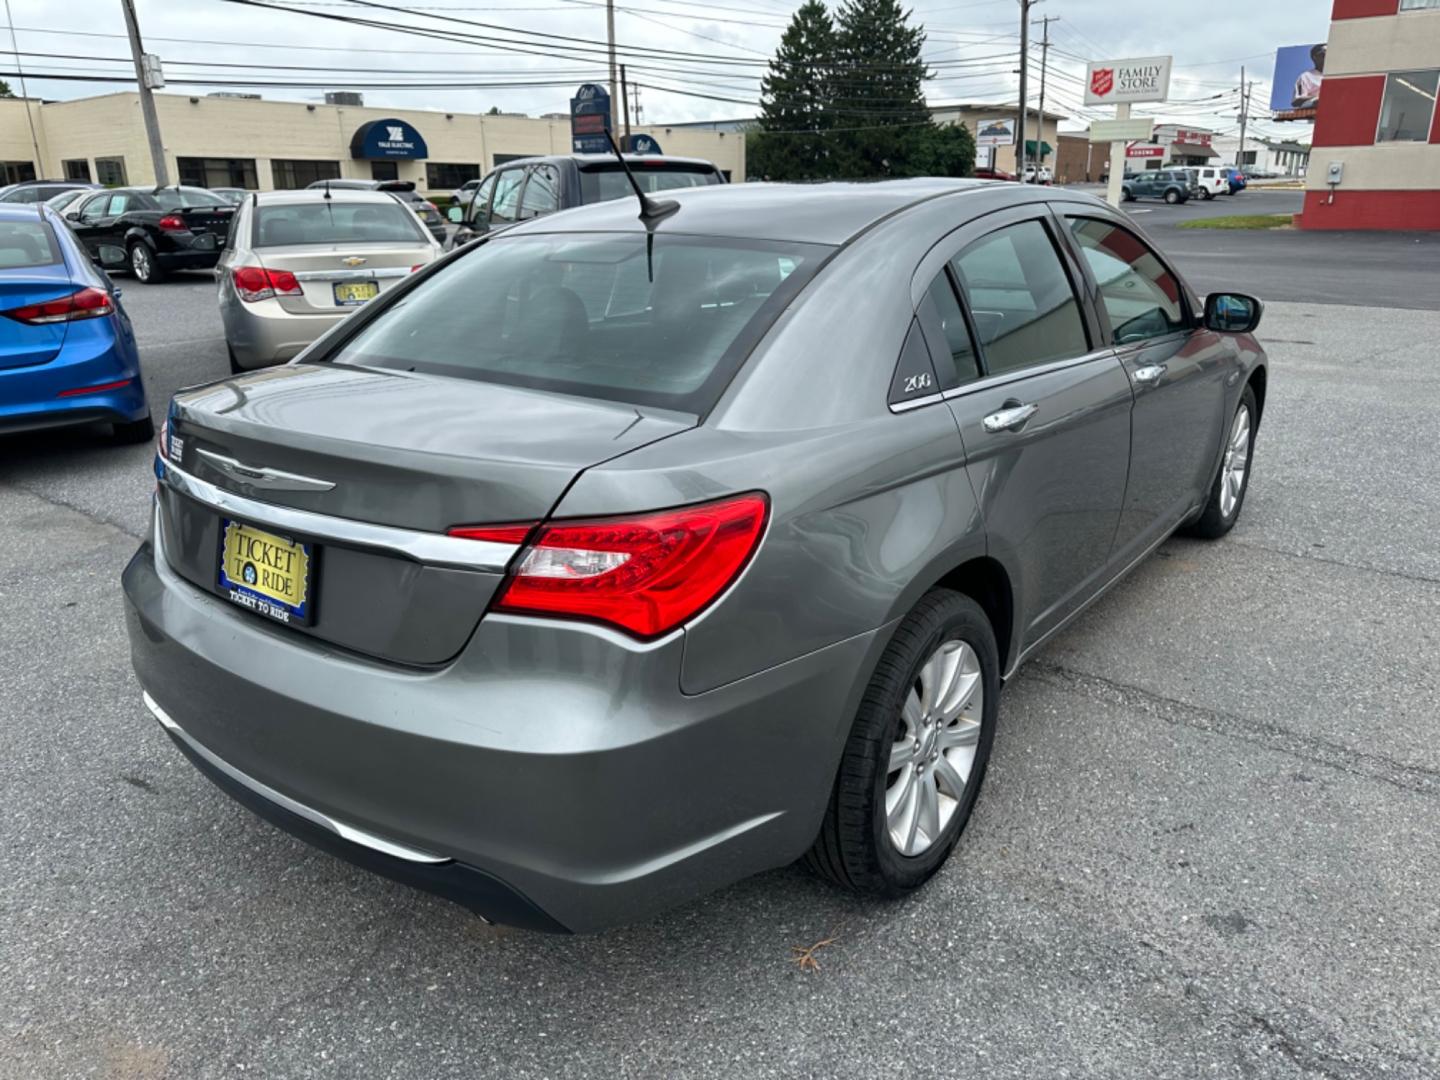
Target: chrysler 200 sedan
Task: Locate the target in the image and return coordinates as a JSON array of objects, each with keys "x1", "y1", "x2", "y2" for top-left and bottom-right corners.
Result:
[{"x1": 122, "y1": 179, "x2": 1267, "y2": 933}]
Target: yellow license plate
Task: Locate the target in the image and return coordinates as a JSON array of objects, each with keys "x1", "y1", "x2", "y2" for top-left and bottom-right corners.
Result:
[
  {"x1": 218, "y1": 520, "x2": 314, "y2": 625},
  {"x1": 333, "y1": 281, "x2": 379, "y2": 306}
]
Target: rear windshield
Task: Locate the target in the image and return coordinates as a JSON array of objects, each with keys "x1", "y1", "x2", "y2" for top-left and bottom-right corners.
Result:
[
  {"x1": 327, "y1": 231, "x2": 825, "y2": 413},
  {"x1": 153, "y1": 187, "x2": 230, "y2": 210},
  {"x1": 255, "y1": 202, "x2": 428, "y2": 247},
  {"x1": 580, "y1": 166, "x2": 722, "y2": 205},
  {"x1": 0, "y1": 220, "x2": 63, "y2": 268}
]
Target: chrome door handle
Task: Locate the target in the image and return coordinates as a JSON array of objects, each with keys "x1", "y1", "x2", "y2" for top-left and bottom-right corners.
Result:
[
  {"x1": 982, "y1": 402, "x2": 1039, "y2": 433},
  {"x1": 1133, "y1": 364, "x2": 1167, "y2": 385}
]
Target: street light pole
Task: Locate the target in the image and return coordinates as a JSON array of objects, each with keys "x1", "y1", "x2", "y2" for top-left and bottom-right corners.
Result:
[
  {"x1": 1237, "y1": 65, "x2": 1250, "y2": 169},
  {"x1": 119, "y1": 0, "x2": 169, "y2": 187},
  {"x1": 1035, "y1": 15, "x2": 1057, "y2": 174},
  {"x1": 1016, "y1": 0, "x2": 1032, "y2": 179},
  {"x1": 606, "y1": 0, "x2": 620, "y2": 134}
]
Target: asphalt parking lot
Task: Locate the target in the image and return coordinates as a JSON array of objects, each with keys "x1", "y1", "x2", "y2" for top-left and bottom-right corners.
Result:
[{"x1": 3, "y1": 224, "x2": 1439, "y2": 1078}]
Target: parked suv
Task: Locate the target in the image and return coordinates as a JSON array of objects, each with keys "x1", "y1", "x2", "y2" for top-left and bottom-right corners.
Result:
[
  {"x1": 447, "y1": 153, "x2": 725, "y2": 247},
  {"x1": 1122, "y1": 169, "x2": 1193, "y2": 204},
  {"x1": 1186, "y1": 167, "x2": 1229, "y2": 201}
]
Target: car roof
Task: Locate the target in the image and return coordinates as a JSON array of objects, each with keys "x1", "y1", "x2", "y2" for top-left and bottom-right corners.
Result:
[
  {"x1": 505, "y1": 177, "x2": 1019, "y2": 246},
  {"x1": 0, "y1": 203, "x2": 59, "y2": 223},
  {"x1": 496, "y1": 153, "x2": 720, "y2": 170},
  {"x1": 250, "y1": 188, "x2": 419, "y2": 206}
]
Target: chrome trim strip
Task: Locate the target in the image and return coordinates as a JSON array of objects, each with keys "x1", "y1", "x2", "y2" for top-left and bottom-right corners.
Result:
[
  {"x1": 195, "y1": 448, "x2": 337, "y2": 493},
  {"x1": 888, "y1": 391, "x2": 946, "y2": 414},
  {"x1": 292, "y1": 267, "x2": 412, "y2": 282},
  {"x1": 143, "y1": 692, "x2": 450, "y2": 865},
  {"x1": 887, "y1": 350, "x2": 1121, "y2": 416},
  {"x1": 163, "y1": 460, "x2": 517, "y2": 572}
]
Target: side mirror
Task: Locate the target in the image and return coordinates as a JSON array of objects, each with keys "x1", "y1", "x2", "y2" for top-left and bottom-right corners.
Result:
[
  {"x1": 446, "y1": 206, "x2": 464, "y2": 223},
  {"x1": 66, "y1": 211, "x2": 81, "y2": 221},
  {"x1": 1204, "y1": 293, "x2": 1262, "y2": 334}
]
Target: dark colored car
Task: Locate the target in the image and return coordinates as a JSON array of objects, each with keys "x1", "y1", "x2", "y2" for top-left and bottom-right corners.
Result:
[
  {"x1": 0, "y1": 180, "x2": 102, "y2": 205},
  {"x1": 446, "y1": 153, "x2": 725, "y2": 248},
  {"x1": 124, "y1": 179, "x2": 1267, "y2": 933},
  {"x1": 63, "y1": 187, "x2": 234, "y2": 283},
  {"x1": 0, "y1": 203, "x2": 151, "y2": 441},
  {"x1": 304, "y1": 179, "x2": 446, "y2": 243},
  {"x1": 1122, "y1": 169, "x2": 1193, "y2": 204}
]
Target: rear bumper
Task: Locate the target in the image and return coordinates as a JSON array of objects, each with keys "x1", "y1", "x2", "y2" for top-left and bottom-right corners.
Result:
[
  {"x1": 0, "y1": 318, "x2": 147, "y2": 433},
  {"x1": 122, "y1": 514, "x2": 886, "y2": 932},
  {"x1": 221, "y1": 300, "x2": 346, "y2": 369},
  {"x1": 155, "y1": 247, "x2": 221, "y2": 272}
]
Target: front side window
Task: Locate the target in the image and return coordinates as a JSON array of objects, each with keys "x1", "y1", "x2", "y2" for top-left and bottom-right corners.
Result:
[
  {"x1": 950, "y1": 219, "x2": 1088, "y2": 376},
  {"x1": 1376, "y1": 69, "x2": 1440, "y2": 143},
  {"x1": 1069, "y1": 218, "x2": 1187, "y2": 345},
  {"x1": 466, "y1": 173, "x2": 497, "y2": 221},
  {"x1": 0, "y1": 220, "x2": 62, "y2": 268},
  {"x1": 520, "y1": 166, "x2": 560, "y2": 218},
  {"x1": 254, "y1": 201, "x2": 427, "y2": 246},
  {"x1": 77, "y1": 194, "x2": 110, "y2": 223},
  {"x1": 488, "y1": 169, "x2": 526, "y2": 224},
  {"x1": 327, "y1": 232, "x2": 825, "y2": 413}
]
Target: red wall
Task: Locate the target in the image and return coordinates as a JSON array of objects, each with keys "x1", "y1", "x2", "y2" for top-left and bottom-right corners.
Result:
[
  {"x1": 1313, "y1": 75, "x2": 1387, "y2": 146},
  {"x1": 1432, "y1": 101, "x2": 1440, "y2": 144},
  {"x1": 1332, "y1": 0, "x2": 1398, "y2": 18},
  {"x1": 1299, "y1": 189, "x2": 1440, "y2": 230}
]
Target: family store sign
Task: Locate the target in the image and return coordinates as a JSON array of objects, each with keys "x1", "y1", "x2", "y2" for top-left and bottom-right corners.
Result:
[{"x1": 1083, "y1": 56, "x2": 1173, "y2": 106}]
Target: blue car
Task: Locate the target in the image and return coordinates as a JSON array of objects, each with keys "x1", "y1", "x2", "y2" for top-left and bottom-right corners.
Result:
[
  {"x1": 1222, "y1": 167, "x2": 1248, "y2": 195},
  {"x1": 0, "y1": 203, "x2": 152, "y2": 443}
]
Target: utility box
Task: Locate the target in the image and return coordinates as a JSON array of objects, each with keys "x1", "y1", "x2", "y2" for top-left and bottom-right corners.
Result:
[{"x1": 1327, "y1": 161, "x2": 1345, "y2": 185}]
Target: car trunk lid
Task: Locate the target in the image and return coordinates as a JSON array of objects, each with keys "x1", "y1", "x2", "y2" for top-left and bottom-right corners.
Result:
[
  {"x1": 257, "y1": 243, "x2": 432, "y2": 313},
  {"x1": 0, "y1": 266, "x2": 74, "y2": 369}
]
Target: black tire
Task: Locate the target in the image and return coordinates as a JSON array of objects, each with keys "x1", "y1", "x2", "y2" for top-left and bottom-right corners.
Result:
[
  {"x1": 1185, "y1": 384, "x2": 1258, "y2": 540},
  {"x1": 227, "y1": 344, "x2": 246, "y2": 375},
  {"x1": 129, "y1": 241, "x2": 164, "y2": 284},
  {"x1": 112, "y1": 412, "x2": 155, "y2": 445},
  {"x1": 805, "y1": 588, "x2": 999, "y2": 896},
  {"x1": 1122, "y1": 189, "x2": 1135, "y2": 202},
  {"x1": 1164, "y1": 189, "x2": 1180, "y2": 205}
]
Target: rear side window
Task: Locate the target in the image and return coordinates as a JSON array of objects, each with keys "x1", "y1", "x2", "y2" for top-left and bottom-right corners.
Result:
[
  {"x1": 919, "y1": 272, "x2": 981, "y2": 387},
  {"x1": 1068, "y1": 218, "x2": 1187, "y2": 344},
  {"x1": 254, "y1": 202, "x2": 427, "y2": 246},
  {"x1": 950, "y1": 219, "x2": 1088, "y2": 376},
  {"x1": 328, "y1": 232, "x2": 826, "y2": 414},
  {"x1": 580, "y1": 166, "x2": 721, "y2": 205},
  {"x1": 0, "y1": 221, "x2": 62, "y2": 268}
]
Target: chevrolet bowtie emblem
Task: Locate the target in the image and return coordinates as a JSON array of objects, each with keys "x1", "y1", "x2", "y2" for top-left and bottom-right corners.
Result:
[{"x1": 342, "y1": 256, "x2": 368, "y2": 267}]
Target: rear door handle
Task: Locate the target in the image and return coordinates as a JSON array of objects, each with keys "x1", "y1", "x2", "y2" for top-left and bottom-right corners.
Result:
[
  {"x1": 1133, "y1": 364, "x2": 1167, "y2": 385},
  {"x1": 982, "y1": 402, "x2": 1039, "y2": 433}
]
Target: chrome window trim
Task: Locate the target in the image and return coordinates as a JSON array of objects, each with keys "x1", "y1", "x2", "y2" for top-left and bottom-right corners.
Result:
[
  {"x1": 888, "y1": 348, "x2": 1119, "y2": 414},
  {"x1": 292, "y1": 266, "x2": 413, "y2": 282},
  {"x1": 143, "y1": 692, "x2": 450, "y2": 865},
  {"x1": 888, "y1": 391, "x2": 946, "y2": 414},
  {"x1": 162, "y1": 460, "x2": 518, "y2": 572}
]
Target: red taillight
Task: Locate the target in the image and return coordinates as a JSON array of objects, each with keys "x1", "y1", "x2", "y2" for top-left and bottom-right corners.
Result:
[
  {"x1": 232, "y1": 266, "x2": 302, "y2": 303},
  {"x1": 482, "y1": 493, "x2": 769, "y2": 639},
  {"x1": 447, "y1": 523, "x2": 535, "y2": 545},
  {"x1": 410, "y1": 263, "x2": 424, "y2": 273},
  {"x1": 157, "y1": 214, "x2": 187, "y2": 232},
  {"x1": 2, "y1": 286, "x2": 114, "y2": 325}
]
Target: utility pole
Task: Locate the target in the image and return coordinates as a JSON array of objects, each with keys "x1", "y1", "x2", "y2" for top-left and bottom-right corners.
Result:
[
  {"x1": 620, "y1": 63, "x2": 632, "y2": 141},
  {"x1": 606, "y1": 0, "x2": 620, "y2": 134},
  {"x1": 1016, "y1": 0, "x2": 1035, "y2": 180},
  {"x1": 1236, "y1": 66, "x2": 1251, "y2": 169},
  {"x1": 1034, "y1": 15, "x2": 1057, "y2": 175},
  {"x1": 119, "y1": 0, "x2": 169, "y2": 186},
  {"x1": 2, "y1": 0, "x2": 42, "y2": 174}
]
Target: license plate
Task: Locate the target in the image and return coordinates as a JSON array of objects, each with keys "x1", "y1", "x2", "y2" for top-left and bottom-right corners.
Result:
[
  {"x1": 333, "y1": 280, "x2": 379, "y2": 306},
  {"x1": 217, "y1": 519, "x2": 315, "y2": 625}
]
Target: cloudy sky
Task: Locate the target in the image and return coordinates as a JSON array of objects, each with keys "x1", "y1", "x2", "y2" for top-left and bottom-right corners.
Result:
[{"x1": 2, "y1": 0, "x2": 1327, "y2": 140}]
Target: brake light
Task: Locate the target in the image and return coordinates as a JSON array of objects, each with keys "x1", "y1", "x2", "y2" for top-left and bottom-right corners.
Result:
[
  {"x1": 232, "y1": 266, "x2": 302, "y2": 303},
  {"x1": 447, "y1": 524, "x2": 534, "y2": 545},
  {"x1": 157, "y1": 214, "x2": 187, "y2": 232},
  {"x1": 410, "y1": 264, "x2": 424, "y2": 273},
  {"x1": 480, "y1": 493, "x2": 769, "y2": 639},
  {"x1": 1, "y1": 286, "x2": 114, "y2": 325}
]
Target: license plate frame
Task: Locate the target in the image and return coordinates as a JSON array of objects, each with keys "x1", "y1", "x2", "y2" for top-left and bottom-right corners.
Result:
[
  {"x1": 216, "y1": 518, "x2": 316, "y2": 626},
  {"x1": 332, "y1": 280, "x2": 379, "y2": 307}
]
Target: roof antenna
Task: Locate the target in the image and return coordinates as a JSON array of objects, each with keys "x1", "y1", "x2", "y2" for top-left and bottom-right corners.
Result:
[
  {"x1": 322, "y1": 179, "x2": 332, "y2": 201},
  {"x1": 603, "y1": 130, "x2": 676, "y2": 283}
]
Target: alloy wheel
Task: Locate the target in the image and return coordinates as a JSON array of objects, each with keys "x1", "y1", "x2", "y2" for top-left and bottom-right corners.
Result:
[
  {"x1": 131, "y1": 245, "x2": 152, "y2": 281},
  {"x1": 1219, "y1": 404, "x2": 1252, "y2": 519},
  {"x1": 885, "y1": 639, "x2": 984, "y2": 857}
]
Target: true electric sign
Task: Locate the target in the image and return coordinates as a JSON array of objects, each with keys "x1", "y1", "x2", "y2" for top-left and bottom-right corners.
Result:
[{"x1": 1083, "y1": 56, "x2": 1173, "y2": 107}]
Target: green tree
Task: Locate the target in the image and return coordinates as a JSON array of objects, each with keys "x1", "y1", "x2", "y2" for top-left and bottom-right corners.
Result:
[
  {"x1": 0, "y1": 80, "x2": 14, "y2": 99},
  {"x1": 748, "y1": 0, "x2": 837, "y2": 181}
]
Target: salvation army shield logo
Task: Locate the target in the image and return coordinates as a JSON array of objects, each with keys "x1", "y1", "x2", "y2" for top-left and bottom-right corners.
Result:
[{"x1": 1090, "y1": 68, "x2": 1114, "y2": 98}]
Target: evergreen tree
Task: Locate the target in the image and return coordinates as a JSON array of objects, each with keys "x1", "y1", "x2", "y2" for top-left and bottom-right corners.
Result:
[
  {"x1": 748, "y1": 0, "x2": 837, "y2": 181},
  {"x1": 0, "y1": 80, "x2": 14, "y2": 99}
]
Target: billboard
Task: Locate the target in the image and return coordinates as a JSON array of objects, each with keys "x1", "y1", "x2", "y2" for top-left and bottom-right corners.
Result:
[
  {"x1": 570, "y1": 83, "x2": 612, "y2": 154},
  {"x1": 1271, "y1": 44, "x2": 1326, "y2": 116},
  {"x1": 1084, "y1": 56, "x2": 1173, "y2": 106},
  {"x1": 976, "y1": 118, "x2": 1015, "y2": 147}
]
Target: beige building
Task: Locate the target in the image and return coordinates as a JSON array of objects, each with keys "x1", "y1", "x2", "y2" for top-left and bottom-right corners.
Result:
[
  {"x1": 929, "y1": 102, "x2": 1066, "y2": 175},
  {"x1": 0, "y1": 91, "x2": 744, "y2": 197}
]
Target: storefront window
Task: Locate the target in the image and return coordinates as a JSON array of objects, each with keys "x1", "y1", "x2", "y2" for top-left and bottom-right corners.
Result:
[
  {"x1": 271, "y1": 159, "x2": 342, "y2": 189},
  {"x1": 176, "y1": 157, "x2": 258, "y2": 189},
  {"x1": 1375, "y1": 70, "x2": 1440, "y2": 143},
  {"x1": 370, "y1": 161, "x2": 399, "y2": 182},
  {"x1": 95, "y1": 157, "x2": 127, "y2": 186},
  {"x1": 1400, "y1": 0, "x2": 1440, "y2": 10},
  {"x1": 425, "y1": 162, "x2": 481, "y2": 189}
]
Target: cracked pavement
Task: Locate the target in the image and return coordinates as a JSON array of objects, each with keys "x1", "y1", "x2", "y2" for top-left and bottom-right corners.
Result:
[{"x1": 1, "y1": 274, "x2": 1437, "y2": 1078}]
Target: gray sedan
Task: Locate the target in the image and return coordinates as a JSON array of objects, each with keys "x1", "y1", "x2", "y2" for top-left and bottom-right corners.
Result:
[{"x1": 123, "y1": 179, "x2": 1267, "y2": 933}]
